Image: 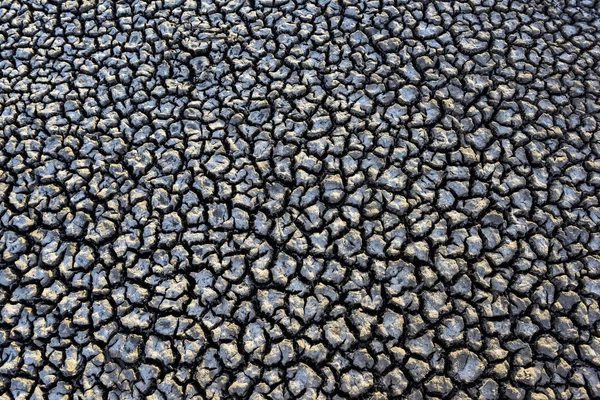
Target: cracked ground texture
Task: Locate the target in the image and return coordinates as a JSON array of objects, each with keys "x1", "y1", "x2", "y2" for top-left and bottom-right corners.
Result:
[{"x1": 2, "y1": 0, "x2": 600, "y2": 399}]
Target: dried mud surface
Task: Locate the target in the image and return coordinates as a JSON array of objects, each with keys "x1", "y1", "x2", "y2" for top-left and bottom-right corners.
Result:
[{"x1": 2, "y1": 0, "x2": 600, "y2": 399}]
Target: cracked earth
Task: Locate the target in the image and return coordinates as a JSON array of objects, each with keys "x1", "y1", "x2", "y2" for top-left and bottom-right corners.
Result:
[{"x1": 2, "y1": 0, "x2": 600, "y2": 399}]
